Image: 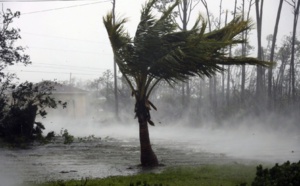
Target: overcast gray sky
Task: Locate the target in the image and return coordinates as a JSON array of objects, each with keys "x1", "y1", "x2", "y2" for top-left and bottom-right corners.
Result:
[{"x1": 1, "y1": 0, "x2": 298, "y2": 83}]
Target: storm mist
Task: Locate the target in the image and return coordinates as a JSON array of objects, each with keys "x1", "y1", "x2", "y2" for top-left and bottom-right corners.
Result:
[
  {"x1": 43, "y1": 110, "x2": 300, "y2": 164},
  {"x1": 40, "y1": 77, "x2": 300, "y2": 164},
  {"x1": 0, "y1": 78, "x2": 299, "y2": 184}
]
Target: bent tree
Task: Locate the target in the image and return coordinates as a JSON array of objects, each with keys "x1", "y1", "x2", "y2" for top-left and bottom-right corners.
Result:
[{"x1": 103, "y1": 0, "x2": 270, "y2": 167}]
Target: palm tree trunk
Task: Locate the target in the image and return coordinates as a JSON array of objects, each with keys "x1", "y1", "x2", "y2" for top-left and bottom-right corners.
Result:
[{"x1": 136, "y1": 100, "x2": 158, "y2": 167}]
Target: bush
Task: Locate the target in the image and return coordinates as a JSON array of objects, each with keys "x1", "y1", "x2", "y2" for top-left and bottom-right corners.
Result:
[
  {"x1": 0, "y1": 81, "x2": 66, "y2": 145},
  {"x1": 252, "y1": 161, "x2": 300, "y2": 186},
  {"x1": 61, "y1": 129, "x2": 74, "y2": 144},
  {"x1": 0, "y1": 9, "x2": 66, "y2": 146},
  {"x1": 129, "y1": 181, "x2": 169, "y2": 186}
]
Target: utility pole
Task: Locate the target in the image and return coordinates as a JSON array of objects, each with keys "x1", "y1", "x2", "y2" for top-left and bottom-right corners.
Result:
[
  {"x1": 69, "y1": 73, "x2": 72, "y2": 85},
  {"x1": 112, "y1": 0, "x2": 119, "y2": 119}
]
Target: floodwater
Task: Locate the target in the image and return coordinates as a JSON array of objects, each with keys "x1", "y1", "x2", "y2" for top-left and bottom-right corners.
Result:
[{"x1": 0, "y1": 119, "x2": 299, "y2": 185}]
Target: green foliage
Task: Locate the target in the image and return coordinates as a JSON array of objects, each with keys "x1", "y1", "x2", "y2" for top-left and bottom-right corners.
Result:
[
  {"x1": 129, "y1": 181, "x2": 168, "y2": 186},
  {"x1": 44, "y1": 131, "x2": 56, "y2": 142},
  {"x1": 61, "y1": 129, "x2": 74, "y2": 144},
  {"x1": 78, "y1": 135, "x2": 100, "y2": 143},
  {"x1": 251, "y1": 161, "x2": 300, "y2": 186},
  {"x1": 104, "y1": 0, "x2": 270, "y2": 86},
  {"x1": 51, "y1": 178, "x2": 88, "y2": 186},
  {"x1": 0, "y1": 9, "x2": 66, "y2": 145},
  {"x1": 0, "y1": 80, "x2": 66, "y2": 145},
  {"x1": 35, "y1": 164, "x2": 256, "y2": 186},
  {"x1": 0, "y1": 9, "x2": 31, "y2": 72},
  {"x1": 103, "y1": 0, "x2": 272, "y2": 127}
]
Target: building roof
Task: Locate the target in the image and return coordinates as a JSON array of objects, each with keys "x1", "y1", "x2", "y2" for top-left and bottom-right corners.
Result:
[{"x1": 38, "y1": 81, "x2": 88, "y2": 94}]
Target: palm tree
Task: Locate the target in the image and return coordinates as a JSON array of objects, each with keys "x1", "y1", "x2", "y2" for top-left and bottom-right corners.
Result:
[{"x1": 103, "y1": 0, "x2": 270, "y2": 167}]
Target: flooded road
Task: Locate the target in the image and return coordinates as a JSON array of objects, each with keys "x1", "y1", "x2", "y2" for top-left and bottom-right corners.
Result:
[
  {"x1": 1, "y1": 121, "x2": 299, "y2": 185},
  {"x1": 0, "y1": 136, "x2": 235, "y2": 185}
]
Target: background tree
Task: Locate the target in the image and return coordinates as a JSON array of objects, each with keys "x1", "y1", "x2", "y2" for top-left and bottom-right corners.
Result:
[
  {"x1": 111, "y1": 0, "x2": 119, "y2": 119},
  {"x1": 154, "y1": 0, "x2": 200, "y2": 109},
  {"x1": 240, "y1": 0, "x2": 254, "y2": 104},
  {"x1": 255, "y1": 0, "x2": 265, "y2": 110},
  {"x1": 200, "y1": 0, "x2": 215, "y2": 111},
  {"x1": 227, "y1": 0, "x2": 238, "y2": 107},
  {"x1": 285, "y1": 0, "x2": 300, "y2": 103},
  {"x1": 268, "y1": 0, "x2": 284, "y2": 108},
  {"x1": 0, "y1": 9, "x2": 65, "y2": 145},
  {"x1": 0, "y1": 9, "x2": 30, "y2": 73},
  {"x1": 0, "y1": 81, "x2": 66, "y2": 144},
  {"x1": 103, "y1": 0, "x2": 270, "y2": 167}
]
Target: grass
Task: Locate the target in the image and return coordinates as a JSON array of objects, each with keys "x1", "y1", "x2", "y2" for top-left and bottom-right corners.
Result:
[{"x1": 33, "y1": 164, "x2": 257, "y2": 186}]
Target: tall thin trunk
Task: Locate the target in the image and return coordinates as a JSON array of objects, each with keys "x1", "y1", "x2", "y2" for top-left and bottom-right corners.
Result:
[
  {"x1": 112, "y1": 0, "x2": 119, "y2": 118},
  {"x1": 181, "y1": 82, "x2": 185, "y2": 108},
  {"x1": 269, "y1": 0, "x2": 283, "y2": 108},
  {"x1": 227, "y1": 0, "x2": 238, "y2": 106},
  {"x1": 201, "y1": 0, "x2": 215, "y2": 111},
  {"x1": 275, "y1": 50, "x2": 288, "y2": 102},
  {"x1": 136, "y1": 100, "x2": 158, "y2": 167},
  {"x1": 241, "y1": 0, "x2": 253, "y2": 104},
  {"x1": 290, "y1": 0, "x2": 300, "y2": 102},
  {"x1": 201, "y1": 0, "x2": 211, "y2": 33},
  {"x1": 198, "y1": 78, "x2": 203, "y2": 115},
  {"x1": 182, "y1": 0, "x2": 190, "y2": 107},
  {"x1": 241, "y1": 0, "x2": 246, "y2": 103},
  {"x1": 24, "y1": 105, "x2": 38, "y2": 139},
  {"x1": 255, "y1": 0, "x2": 264, "y2": 101},
  {"x1": 221, "y1": 1, "x2": 225, "y2": 105}
]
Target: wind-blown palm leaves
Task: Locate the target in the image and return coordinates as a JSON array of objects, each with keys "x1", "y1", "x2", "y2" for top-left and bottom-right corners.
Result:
[
  {"x1": 103, "y1": 0, "x2": 269, "y2": 103},
  {"x1": 103, "y1": 0, "x2": 271, "y2": 167}
]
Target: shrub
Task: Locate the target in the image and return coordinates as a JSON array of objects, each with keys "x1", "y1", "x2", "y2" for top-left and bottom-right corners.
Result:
[
  {"x1": 129, "y1": 181, "x2": 168, "y2": 186},
  {"x1": 61, "y1": 129, "x2": 74, "y2": 144},
  {"x1": 252, "y1": 161, "x2": 300, "y2": 186},
  {"x1": 0, "y1": 81, "x2": 66, "y2": 145}
]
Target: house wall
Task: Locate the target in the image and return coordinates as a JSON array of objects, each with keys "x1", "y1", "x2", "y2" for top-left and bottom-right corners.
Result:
[{"x1": 50, "y1": 93, "x2": 87, "y2": 119}]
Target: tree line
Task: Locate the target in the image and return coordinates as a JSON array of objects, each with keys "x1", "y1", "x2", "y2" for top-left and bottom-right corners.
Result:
[
  {"x1": 86, "y1": 0, "x2": 299, "y2": 126},
  {"x1": 0, "y1": 9, "x2": 65, "y2": 145},
  {"x1": 102, "y1": 0, "x2": 269, "y2": 166}
]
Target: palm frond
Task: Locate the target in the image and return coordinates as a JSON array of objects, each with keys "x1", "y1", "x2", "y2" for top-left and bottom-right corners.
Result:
[
  {"x1": 103, "y1": 13, "x2": 129, "y2": 51},
  {"x1": 103, "y1": 0, "x2": 272, "y2": 98}
]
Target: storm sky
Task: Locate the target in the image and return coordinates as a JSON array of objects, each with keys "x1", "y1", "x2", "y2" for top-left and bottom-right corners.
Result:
[{"x1": 1, "y1": 0, "x2": 298, "y2": 83}]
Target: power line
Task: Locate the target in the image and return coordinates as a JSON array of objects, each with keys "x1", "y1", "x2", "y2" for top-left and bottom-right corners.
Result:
[
  {"x1": 3, "y1": 69, "x2": 104, "y2": 76},
  {"x1": 0, "y1": 0, "x2": 108, "y2": 2},
  {"x1": 22, "y1": 32, "x2": 109, "y2": 45},
  {"x1": 9, "y1": 62, "x2": 111, "y2": 73},
  {"x1": 27, "y1": 45, "x2": 112, "y2": 55},
  {"x1": 20, "y1": 65, "x2": 104, "y2": 72},
  {"x1": 17, "y1": 64, "x2": 106, "y2": 72},
  {"x1": 13, "y1": 0, "x2": 111, "y2": 15},
  {"x1": 33, "y1": 62, "x2": 108, "y2": 71}
]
